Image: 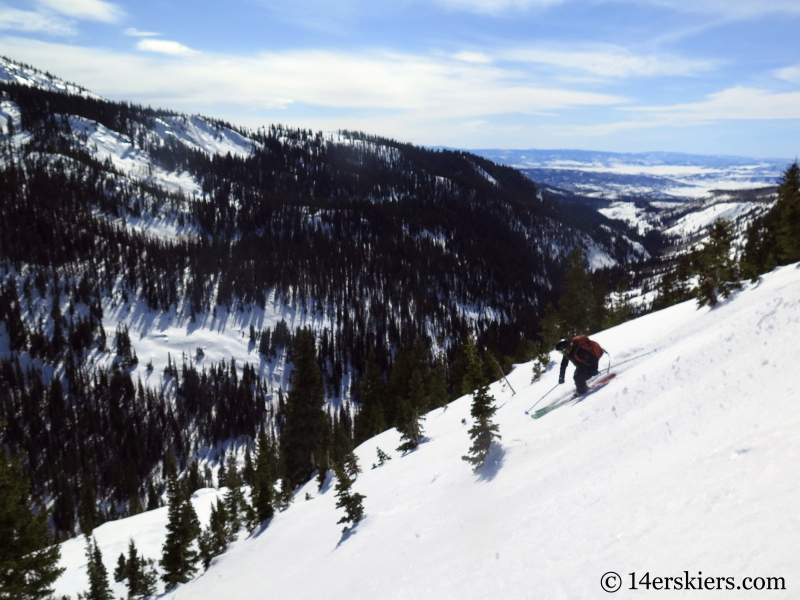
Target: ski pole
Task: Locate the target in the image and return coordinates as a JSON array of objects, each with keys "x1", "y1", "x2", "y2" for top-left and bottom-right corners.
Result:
[
  {"x1": 525, "y1": 383, "x2": 559, "y2": 414},
  {"x1": 490, "y1": 354, "x2": 516, "y2": 396}
]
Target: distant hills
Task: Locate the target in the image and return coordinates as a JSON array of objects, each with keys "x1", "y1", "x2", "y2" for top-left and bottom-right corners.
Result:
[{"x1": 470, "y1": 148, "x2": 790, "y2": 201}]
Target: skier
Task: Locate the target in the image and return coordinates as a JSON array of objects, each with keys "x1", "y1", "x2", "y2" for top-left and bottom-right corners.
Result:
[{"x1": 556, "y1": 335, "x2": 604, "y2": 394}]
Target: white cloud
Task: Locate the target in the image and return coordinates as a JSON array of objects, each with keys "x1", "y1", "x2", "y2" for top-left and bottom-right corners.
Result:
[
  {"x1": 451, "y1": 51, "x2": 492, "y2": 64},
  {"x1": 0, "y1": 5, "x2": 73, "y2": 34},
  {"x1": 562, "y1": 86, "x2": 800, "y2": 138},
  {"x1": 125, "y1": 27, "x2": 159, "y2": 37},
  {"x1": 37, "y1": 0, "x2": 123, "y2": 23},
  {"x1": 136, "y1": 39, "x2": 197, "y2": 57},
  {"x1": 436, "y1": 0, "x2": 562, "y2": 13},
  {"x1": 775, "y1": 65, "x2": 800, "y2": 84},
  {"x1": 0, "y1": 37, "x2": 623, "y2": 119},
  {"x1": 501, "y1": 46, "x2": 715, "y2": 78},
  {"x1": 618, "y1": 0, "x2": 800, "y2": 18},
  {"x1": 633, "y1": 86, "x2": 800, "y2": 121}
]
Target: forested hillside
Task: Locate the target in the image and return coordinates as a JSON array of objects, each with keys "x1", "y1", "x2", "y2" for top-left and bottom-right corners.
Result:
[{"x1": 0, "y1": 57, "x2": 646, "y2": 541}]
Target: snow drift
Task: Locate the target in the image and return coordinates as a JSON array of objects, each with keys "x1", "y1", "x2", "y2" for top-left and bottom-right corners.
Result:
[{"x1": 56, "y1": 263, "x2": 800, "y2": 599}]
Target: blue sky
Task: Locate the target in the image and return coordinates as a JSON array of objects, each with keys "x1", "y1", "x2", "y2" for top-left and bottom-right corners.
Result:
[{"x1": 1, "y1": 0, "x2": 799, "y2": 157}]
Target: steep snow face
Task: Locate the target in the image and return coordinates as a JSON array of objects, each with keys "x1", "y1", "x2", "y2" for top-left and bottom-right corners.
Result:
[
  {"x1": 68, "y1": 116, "x2": 203, "y2": 196},
  {"x1": 598, "y1": 201, "x2": 655, "y2": 234},
  {"x1": 54, "y1": 263, "x2": 799, "y2": 600},
  {"x1": 154, "y1": 115, "x2": 255, "y2": 158},
  {"x1": 664, "y1": 202, "x2": 760, "y2": 239},
  {"x1": 0, "y1": 57, "x2": 99, "y2": 98}
]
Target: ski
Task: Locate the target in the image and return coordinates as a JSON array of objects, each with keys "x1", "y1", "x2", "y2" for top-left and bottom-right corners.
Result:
[{"x1": 532, "y1": 373, "x2": 617, "y2": 419}]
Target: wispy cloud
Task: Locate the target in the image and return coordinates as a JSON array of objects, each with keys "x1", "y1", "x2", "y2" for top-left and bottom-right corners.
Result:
[
  {"x1": 37, "y1": 0, "x2": 123, "y2": 23},
  {"x1": 125, "y1": 27, "x2": 159, "y2": 37},
  {"x1": 775, "y1": 65, "x2": 800, "y2": 84},
  {"x1": 501, "y1": 46, "x2": 715, "y2": 78},
  {"x1": 564, "y1": 86, "x2": 800, "y2": 138},
  {"x1": 136, "y1": 38, "x2": 197, "y2": 56},
  {"x1": 435, "y1": 0, "x2": 563, "y2": 14},
  {"x1": 451, "y1": 51, "x2": 492, "y2": 64},
  {"x1": 0, "y1": 5, "x2": 74, "y2": 34},
  {"x1": 618, "y1": 0, "x2": 800, "y2": 19},
  {"x1": 1, "y1": 37, "x2": 624, "y2": 116},
  {"x1": 632, "y1": 86, "x2": 800, "y2": 121}
]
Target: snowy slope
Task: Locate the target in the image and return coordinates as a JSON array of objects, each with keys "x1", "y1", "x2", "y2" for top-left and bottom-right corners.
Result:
[
  {"x1": 55, "y1": 262, "x2": 800, "y2": 599},
  {"x1": 0, "y1": 55, "x2": 98, "y2": 98},
  {"x1": 55, "y1": 489, "x2": 225, "y2": 599}
]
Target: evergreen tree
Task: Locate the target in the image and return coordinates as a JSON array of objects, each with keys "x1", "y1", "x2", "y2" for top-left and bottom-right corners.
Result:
[
  {"x1": 343, "y1": 451, "x2": 361, "y2": 479},
  {"x1": 539, "y1": 302, "x2": 564, "y2": 353},
  {"x1": 0, "y1": 447, "x2": 64, "y2": 600},
  {"x1": 249, "y1": 428, "x2": 274, "y2": 527},
  {"x1": 198, "y1": 500, "x2": 229, "y2": 570},
  {"x1": 280, "y1": 329, "x2": 327, "y2": 489},
  {"x1": 653, "y1": 256, "x2": 693, "y2": 311},
  {"x1": 461, "y1": 340, "x2": 501, "y2": 470},
  {"x1": 223, "y1": 484, "x2": 244, "y2": 538},
  {"x1": 146, "y1": 479, "x2": 159, "y2": 511},
  {"x1": 371, "y1": 448, "x2": 391, "y2": 469},
  {"x1": 113, "y1": 552, "x2": 127, "y2": 583},
  {"x1": 242, "y1": 445, "x2": 254, "y2": 487},
  {"x1": 395, "y1": 370, "x2": 427, "y2": 453},
  {"x1": 78, "y1": 478, "x2": 98, "y2": 535},
  {"x1": 275, "y1": 478, "x2": 294, "y2": 512},
  {"x1": 693, "y1": 219, "x2": 741, "y2": 307},
  {"x1": 353, "y1": 350, "x2": 386, "y2": 445},
  {"x1": 774, "y1": 160, "x2": 800, "y2": 263},
  {"x1": 741, "y1": 162, "x2": 800, "y2": 278},
  {"x1": 557, "y1": 247, "x2": 596, "y2": 336},
  {"x1": 333, "y1": 463, "x2": 365, "y2": 532},
  {"x1": 79, "y1": 536, "x2": 112, "y2": 600},
  {"x1": 159, "y1": 472, "x2": 200, "y2": 590},
  {"x1": 115, "y1": 538, "x2": 157, "y2": 599},
  {"x1": 186, "y1": 461, "x2": 203, "y2": 495}
]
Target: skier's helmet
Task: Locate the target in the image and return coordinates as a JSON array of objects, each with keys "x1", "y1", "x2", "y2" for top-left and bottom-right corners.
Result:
[{"x1": 555, "y1": 339, "x2": 571, "y2": 354}]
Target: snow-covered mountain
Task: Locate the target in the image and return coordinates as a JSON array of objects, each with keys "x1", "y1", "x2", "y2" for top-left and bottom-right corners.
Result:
[
  {"x1": 54, "y1": 262, "x2": 800, "y2": 599},
  {"x1": 471, "y1": 148, "x2": 789, "y2": 201}
]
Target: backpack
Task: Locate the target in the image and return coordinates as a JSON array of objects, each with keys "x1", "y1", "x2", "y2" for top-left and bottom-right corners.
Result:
[{"x1": 572, "y1": 335, "x2": 604, "y2": 360}]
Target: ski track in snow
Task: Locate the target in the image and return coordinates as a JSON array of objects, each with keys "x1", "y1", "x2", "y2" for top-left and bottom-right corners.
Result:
[{"x1": 53, "y1": 262, "x2": 800, "y2": 600}]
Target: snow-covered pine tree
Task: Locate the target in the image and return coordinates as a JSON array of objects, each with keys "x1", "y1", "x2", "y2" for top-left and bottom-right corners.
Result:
[
  {"x1": 78, "y1": 536, "x2": 112, "y2": 600},
  {"x1": 159, "y1": 470, "x2": 201, "y2": 590},
  {"x1": 461, "y1": 338, "x2": 501, "y2": 470},
  {"x1": 333, "y1": 463, "x2": 365, "y2": 532},
  {"x1": 0, "y1": 446, "x2": 64, "y2": 599}
]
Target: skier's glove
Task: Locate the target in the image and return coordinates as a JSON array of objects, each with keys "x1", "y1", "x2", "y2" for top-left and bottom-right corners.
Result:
[{"x1": 558, "y1": 377, "x2": 564, "y2": 384}]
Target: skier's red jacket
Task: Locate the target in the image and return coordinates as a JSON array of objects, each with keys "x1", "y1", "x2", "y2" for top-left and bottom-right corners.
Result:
[{"x1": 559, "y1": 335, "x2": 603, "y2": 381}]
